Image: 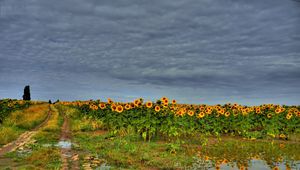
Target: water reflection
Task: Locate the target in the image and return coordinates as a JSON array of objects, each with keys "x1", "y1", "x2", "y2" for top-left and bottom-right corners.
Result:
[
  {"x1": 57, "y1": 140, "x2": 72, "y2": 149},
  {"x1": 193, "y1": 139, "x2": 300, "y2": 170}
]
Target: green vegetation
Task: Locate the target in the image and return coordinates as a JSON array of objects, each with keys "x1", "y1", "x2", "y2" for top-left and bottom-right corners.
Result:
[
  {"x1": 0, "y1": 101, "x2": 299, "y2": 170},
  {"x1": 63, "y1": 98, "x2": 300, "y2": 142}
]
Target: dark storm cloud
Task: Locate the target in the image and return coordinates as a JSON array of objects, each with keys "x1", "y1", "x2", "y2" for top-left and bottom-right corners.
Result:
[{"x1": 0, "y1": 0, "x2": 299, "y2": 104}]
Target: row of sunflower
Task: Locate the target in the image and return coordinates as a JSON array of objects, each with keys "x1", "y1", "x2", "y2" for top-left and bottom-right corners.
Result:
[
  {"x1": 60, "y1": 97, "x2": 300, "y2": 140},
  {"x1": 0, "y1": 99, "x2": 31, "y2": 124}
]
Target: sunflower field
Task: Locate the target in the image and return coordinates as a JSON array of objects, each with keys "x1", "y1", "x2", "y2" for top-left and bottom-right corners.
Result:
[
  {"x1": 0, "y1": 99, "x2": 31, "y2": 124},
  {"x1": 61, "y1": 97, "x2": 300, "y2": 141}
]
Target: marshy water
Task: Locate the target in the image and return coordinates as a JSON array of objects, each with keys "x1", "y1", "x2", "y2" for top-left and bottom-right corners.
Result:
[
  {"x1": 191, "y1": 138, "x2": 300, "y2": 170},
  {"x1": 57, "y1": 140, "x2": 72, "y2": 149}
]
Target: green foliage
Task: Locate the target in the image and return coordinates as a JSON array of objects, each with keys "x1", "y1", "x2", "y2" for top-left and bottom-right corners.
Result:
[
  {"x1": 70, "y1": 102, "x2": 300, "y2": 141},
  {"x1": 0, "y1": 99, "x2": 30, "y2": 124}
]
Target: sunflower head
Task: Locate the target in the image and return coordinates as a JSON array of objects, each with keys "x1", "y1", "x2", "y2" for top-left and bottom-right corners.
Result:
[
  {"x1": 111, "y1": 104, "x2": 117, "y2": 111},
  {"x1": 187, "y1": 110, "x2": 194, "y2": 116},
  {"x1": 145, "y1": 101, "x2": 153, "y2": 108},
  {"x1": 134, "y1": 99, "x2": 141, "y2": 107},
  {"x1": 99, "y1": 103, "x2": 106, "y2": 109},
  {"x1": 155, "y1": 106, "x2": 161, "y2": 112},
  {"x1": 286, "y1": 113, "x2": 292, "y2": 120},
  {"x1": 116, "y1": 105, "x2": 124, "y2": 113},
  {"x1": 125, "y1": 104, "x2": 131, "y2": 110},
  {"x1": 107, "y1": 98, "x2": 113, "y2": 104},
  {"x1": 275, "y1": 108, "x2": 281, "y2": 114},
  {"x1": 267, "y1": 113, "x2": 272, "y2": 119},
  {"x1": 224, "y1": 112, "x2": 230, "y2": 117},
  {"x1": 197, "y1": 112, "x2": 205, "y2": 119},
  {"x1": 172, "y1": 99, "x2": 177, "y2": 104}
]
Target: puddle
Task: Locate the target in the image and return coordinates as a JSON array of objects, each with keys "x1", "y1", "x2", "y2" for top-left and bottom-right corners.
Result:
[
  {"x1": 57, "y1": 140, "x2": 72, "y2": 149},
  {"x1": 193, "y1": 139, "x2": 300, "y2": 170},
  {"x1": 196, "y1": 159, "x2": 300, "y2": 170}
]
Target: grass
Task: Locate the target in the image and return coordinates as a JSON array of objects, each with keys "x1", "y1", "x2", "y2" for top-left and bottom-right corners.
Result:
[
  {"x1": 41, "y1": 105, "x2": 63, "y2": 132},
  {"x1": 0, "y1": 126, "x2": 24, "y2": 145},
  {"x1": 56, "y1": 104, "x2": 104, "y2": 132},
  {"x1": 0, "y1": 104, "x2": 49, "y2": 146},
  {"x1": 1, "y1": 104, "x2": 63, "y2": 169},
  {"x1": 25, "y1": 147, "x2": 61, "y2": 169},
  {"x1": 72, "y1": 132, "x2": 196, "y2": 169},
  {"x1": 4, "y1": 104, "x2": 49, "y2": 130},
  {"x1": 72, "y1": 131, "x2": 300, "y2": 169}
]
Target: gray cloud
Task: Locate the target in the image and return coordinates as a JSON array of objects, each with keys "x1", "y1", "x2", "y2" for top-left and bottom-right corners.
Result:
[{"x1": 0, "y1": 0, "x2": 299, "y2": 105}]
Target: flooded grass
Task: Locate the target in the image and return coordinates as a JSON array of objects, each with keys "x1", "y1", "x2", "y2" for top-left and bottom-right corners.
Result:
[{"x1": 71, "y1": 131, "x2": 300, "y2": 169}]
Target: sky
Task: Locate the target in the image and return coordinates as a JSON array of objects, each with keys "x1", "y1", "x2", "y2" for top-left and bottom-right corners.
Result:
[{"x1": 0, "y1": 0, "x2": 300, "y2": 105}]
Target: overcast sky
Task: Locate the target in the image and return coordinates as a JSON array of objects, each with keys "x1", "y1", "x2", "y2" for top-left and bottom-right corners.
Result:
[{"x1": 0, "y1": 0, "x2": 299, "y2": 105}]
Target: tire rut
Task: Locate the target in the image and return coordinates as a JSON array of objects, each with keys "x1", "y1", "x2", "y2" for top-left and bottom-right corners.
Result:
[{"x1": 60, "y1": 113, "x2": 80, "y2": 170}]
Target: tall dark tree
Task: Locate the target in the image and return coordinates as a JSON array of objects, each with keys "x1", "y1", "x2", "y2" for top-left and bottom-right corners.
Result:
[{"x1": 23, "y1": 85, "x2": 31, "y2": 101}]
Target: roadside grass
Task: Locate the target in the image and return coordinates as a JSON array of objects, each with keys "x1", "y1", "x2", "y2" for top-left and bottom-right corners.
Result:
[
  {"x1": 0, "y1": 104, "x2": 49, "y2": 146},
  {"x1": 1, "y1": 104, "x2": 63, "y2": 169},
  {"x1": 4, "y1": 104, "x2": 49, "y2": 129},
  {"x1": 56, "y1": 104, "x2": 104, "y2": 132},
  {"x1": 5, "y1": 146, "x2": 61, "y2": 170},
  {"x1": 41, "y1": 105, "x2": 63, "y2": 132},
  {"x1": 0, "y1": 126, "x2": 24, "y2": 145},
  {"x1": 25, "y1": 147, "x2": 61, "y2": 169}
]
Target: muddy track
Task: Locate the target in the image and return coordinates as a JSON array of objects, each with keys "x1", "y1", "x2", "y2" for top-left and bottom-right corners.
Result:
[
  {"x1": 60, "y1": 112, "x2": 80, "y2": 170},
  {"x1": 0, "y1": 105, "x2": 52, "y2": 157}
]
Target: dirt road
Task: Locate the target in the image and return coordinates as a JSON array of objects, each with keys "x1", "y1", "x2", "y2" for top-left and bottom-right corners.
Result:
[
  {"x1": 60, "y1": 112, "x2": 80, "y2": 170},
  {"x1": 0, "y1": 105, "x2": 52, "y2": 156}
]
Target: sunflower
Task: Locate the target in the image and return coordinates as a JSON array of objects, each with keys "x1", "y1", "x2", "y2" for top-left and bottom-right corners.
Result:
[
  {"x1": 125, "y1": 104, "x2": 131, "y2": 110},
  {"x1": 224, "y1": 112, "x2": 230, "y2": 117},
  {"x1": 107, "y1": 98, "x2": 113, "y2": 104},
  {"x1": 231, "y1": 110, "x2": 238, "y2": 116},
  {"x1": 162, "y1": 98, "x2": 169, "y2": 105},
  {"x1": 197, "y1": 112, "x2": 205, "y2": 119},
  {"x1": 116, "y1": 105, "x2": 124, "y2": 113},
  {"x1": 272, "y1": 166, "x2": 279, "y2": 170},
  {"x1": 172, "y1": 99, "x2": 177, "y2": 104},
  {"x1": 170, "y1": 105, "x2": 175, "y2": 111},
  {"x1": 275, "y1": 108, "x2": 281, "y2": 114},
  {"x1": 286, "y1": 113, "x2": 292, "y2": 120},
  {"x1": 99, "y1": 103, "x2": 106, "y2": 109},
  {"x1": 89, "y1": 104, "x2": 98, "y2": 111},
  {"x1": 205, "y1": 109, "x2": 211, "y2": 115},
  {"x1": 155, "y1": 106, "x2": 161, "y2": 112},
  {"x1": 145, "y1": 101, "x2": 153, "y2": 108},
  {"x1": 256, "y1": 108, "x2": 261, "y2": 114},
  {"x1": 177, "y1": 110, "x2": 185, "y2": 117},
  {"x1": 267, "y1": 113, "x2": 272, "y2": 119},
  {"x1": 176, "y1": 110, "x2": 182, "y2": 116},
  {"x1": 134, "y1": 99, "x2": 141, "y2": 107},
  {"x1": 219, "y1": 109, "x2": 225, "y2": 115},
  {"x1": 111, "y1": 104, "x2": 117, "y2": 111},
  {"x1": 187, "y1": 110, "x2": 194, "y2": 116},
  {"x1": 161, "y1": 96, "x2": 168, "y2": 102}
]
